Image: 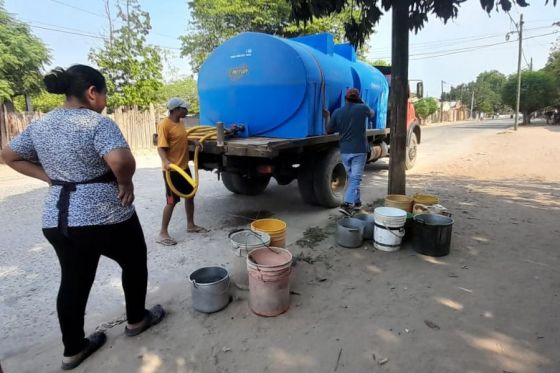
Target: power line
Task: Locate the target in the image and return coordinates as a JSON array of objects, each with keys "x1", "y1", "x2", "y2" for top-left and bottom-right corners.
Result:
[
  {"x1": 48, "y1": 0, "x2": 105, "y2": 18},
  {"x1": 29, "y1": 24, "x2": 182, "y2": 50},
  {"x1": 410, "y1": 31, "x2": 559, "y2": 60},
  {"x1": 44, "y1": 1, "x2": 179, "y2": 41},
  {"x1": 370, "y1": 25, "x2": 556, "y2": 56},
  {"x1": 30, "y1": 24, "x2": 105, "y2": 40}
]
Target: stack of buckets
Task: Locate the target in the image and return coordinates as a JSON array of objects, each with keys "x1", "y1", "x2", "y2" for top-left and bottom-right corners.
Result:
[{"x1": 244, "y1": 218, "x2": 292, "y2": 317}]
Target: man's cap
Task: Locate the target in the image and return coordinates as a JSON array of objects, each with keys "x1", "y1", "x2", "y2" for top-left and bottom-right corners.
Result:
[
  {"x1": 167, "y1": 97, "x2": 189, "y2": 111},
  {"x1": 345, "y1": 88, "x2": 363, "y2": 103}
]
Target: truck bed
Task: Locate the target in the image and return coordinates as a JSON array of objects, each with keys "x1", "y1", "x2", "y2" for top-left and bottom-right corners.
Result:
[{"x1": 192, "y1": 128, "x2": 389, "y2": 158}]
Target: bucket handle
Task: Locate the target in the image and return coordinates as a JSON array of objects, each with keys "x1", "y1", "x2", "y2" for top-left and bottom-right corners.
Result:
[
  {"x1": 380, "y1": 222, "x2": 405, "y2": 238},
  {"x1": 191, "y1": 277, "x2": 231, "y2": 292},
  {"x1": 230, "y1": 229, "x2": 272, "y2": 250}
]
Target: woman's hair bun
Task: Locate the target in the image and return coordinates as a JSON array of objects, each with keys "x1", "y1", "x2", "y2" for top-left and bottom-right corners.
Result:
[{"x1": 44, "y1": 67, "x2": 70, "y2": 94}]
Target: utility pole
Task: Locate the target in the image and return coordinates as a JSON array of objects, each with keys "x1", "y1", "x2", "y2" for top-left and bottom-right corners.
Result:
[
  {"x1": 388, "y1": 1, "x2": 409, "y2": 195},
  {"x1": 530, "y1": 57, "x2": 533, "y2": 71},
  {"x1": 470, "y1": 90, "x2": 475, "y2": 119},
  {"x1": 440, "y1": 80, "x2": 448, "y2": 123},
  {"x1": 514, "y1": 13, "x2": 523, "y2": 131}
]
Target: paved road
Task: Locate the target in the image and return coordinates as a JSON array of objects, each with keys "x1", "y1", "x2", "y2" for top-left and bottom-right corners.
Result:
[
  {"x1": 415, "y1": 119, "x2": 513, "y2": 167},
  {"x1": 0, "y1": 118, "x2": 514, "y2": 359}
]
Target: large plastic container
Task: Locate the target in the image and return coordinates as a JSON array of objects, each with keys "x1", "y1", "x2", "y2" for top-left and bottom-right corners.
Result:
[{"x1": 198, "y1": 32, "x2": 389, "y2": 139}]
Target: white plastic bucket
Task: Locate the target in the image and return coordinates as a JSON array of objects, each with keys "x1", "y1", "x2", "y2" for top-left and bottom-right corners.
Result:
[{"x1": 373, "y1": 207, "x2": 407, "y2": 252}]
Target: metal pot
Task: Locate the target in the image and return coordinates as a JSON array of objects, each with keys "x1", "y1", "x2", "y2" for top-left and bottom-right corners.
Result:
[
  {"x1": 336, "y1": 217, "x2": 365, "y2": 248},
  {"x1": 354, "y1": 212, "x2": 376, "y2": 240},
  {"x1": 189, "y1": 266, "x2": 231, "y2": 313}
]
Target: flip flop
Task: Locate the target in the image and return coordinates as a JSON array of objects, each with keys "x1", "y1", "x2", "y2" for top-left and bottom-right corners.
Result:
[
  {"x1": 187, "y1": 226, "x2": 209, "y2": 233},
  {"x1": 125, "y1": 305, "x2": 166, "y2": 337},
  {"x1": 61, "y1": 331, "x2": 107, "y2": 370},
  {"x1": 156, "y1": 238, "x2": 177, "y2": 246}
]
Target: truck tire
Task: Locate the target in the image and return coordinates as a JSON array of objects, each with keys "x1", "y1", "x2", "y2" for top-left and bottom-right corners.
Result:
[
  {"x1": 222, "y1": 172, "x2": 270, "y2": 196},
  {"x1": 313, "y1": 149, "x2": 347, "y2": 208},
  {"x1": 222, "y1": 172, "x2": 241, "y2": 194},
  {"x1": 405, "y1": 132, "x2": 418, "y2": 170},
  {"x1": 297, "y1": 157, "x2": 318, "y2": 205}
]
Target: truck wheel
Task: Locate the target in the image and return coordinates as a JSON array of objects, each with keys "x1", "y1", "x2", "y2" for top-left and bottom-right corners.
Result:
[
  {"x1": 313, "y1": 149, "x2": 347, "y2": 208},
  {"x1": 223, "y1": 172, "x2": 270, "y2": 196},
  {"x1": 405, "y1": 132, "x2": 418, "y2": 170},
  {"x1": 297, "y1": 157, "x2": 318, "y2": 205},
  {"x1": 222, "y1": 172, "x2": 241, "y2": 194}
]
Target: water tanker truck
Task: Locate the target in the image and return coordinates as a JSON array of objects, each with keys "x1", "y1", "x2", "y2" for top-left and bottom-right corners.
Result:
[{"x1": 192, "y1": 32, "x2": 422, "y2": 207}]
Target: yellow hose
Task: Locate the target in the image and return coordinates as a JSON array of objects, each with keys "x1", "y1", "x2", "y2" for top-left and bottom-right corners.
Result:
[{"x1": 164, "y1": 125, "x2": 218, "y2": 199}]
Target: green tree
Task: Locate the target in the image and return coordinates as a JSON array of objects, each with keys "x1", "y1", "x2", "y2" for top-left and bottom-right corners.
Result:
[
  {"x1": 89, "y1": 0, "x2": 163, "y2": 109},
  {"x1": 180, "y1": 0, "x2": 360, "y2": 72},
  {"x1": 14, "y1": 91, "x2": 64, "y2": 112},
  {"x1": 413, "y1": 97, "x2": 438, "y2": 124},
  {"x1": 473, "y1": 70, "x2": 507, "y2": 114},
  {"x1": 502, "y1": 70, "x2": 558, "y2": 124},
  {"x1": 544, "y1": 39, "x2": 560, "y2": 107},
  {"x1": 370, "y1": 59, "x2": 389, "y2": 67},
  {"x1": 0, "y1": 1, "x2": 50, "y2": 101},
  {"x1": 443, "y1": 71, "x2": 507, "y2": 115},
  {"x1": 157, "y1": 79, "x2": 199, "y2": 113}
]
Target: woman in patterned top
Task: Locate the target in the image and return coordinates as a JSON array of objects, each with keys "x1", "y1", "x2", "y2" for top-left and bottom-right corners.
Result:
[{"x1": 1, "y1": 65, "x2": 165, "y2": 370}]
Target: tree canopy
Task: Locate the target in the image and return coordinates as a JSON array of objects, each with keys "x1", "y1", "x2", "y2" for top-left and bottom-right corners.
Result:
[
  {"x1": 89, "y1": 0, "x2": 163, "y2": 110},
  {"x1": 502, "y1": 70, "x2": 557, "y2": 123},
  {"x1": 443, "y1": 71, "x2": 507, "y2": 115},
  {"x1": 14, "y1": 91, "x2": 64, "y2": 112},
  {"x1": 180, "y1": 0, "x2": 362, "y2": 72},
  {"x1": 0, "y1": 1, "x2": 50, "y2": 101},
  {"x1": 413, "y1": 97, "x2": 438, "y2": 123},
  {"x1": 288, "y1": 0, "x2": 557, "y2": 47},
  {"x1": 157, "y1": 79, "x2": 199, "y2": 113}
]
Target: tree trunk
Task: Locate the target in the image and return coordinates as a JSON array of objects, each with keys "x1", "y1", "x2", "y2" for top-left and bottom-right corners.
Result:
[
  {"x1": 523, "y1": 111, "x2": 530, "y2": 124},
  {"x1": 388, "y1": 1, "x2": 409, "y2": 195}
]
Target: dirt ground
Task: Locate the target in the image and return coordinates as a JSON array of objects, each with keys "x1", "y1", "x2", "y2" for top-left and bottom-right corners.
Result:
[{"x1": 1, "y1": 123, "x2": 560, "y2": 373}]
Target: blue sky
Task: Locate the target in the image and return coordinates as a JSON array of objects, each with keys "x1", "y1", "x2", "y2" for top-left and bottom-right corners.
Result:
[{"x1": 4, "y1": 0, "x2": 559, "y2": 97}]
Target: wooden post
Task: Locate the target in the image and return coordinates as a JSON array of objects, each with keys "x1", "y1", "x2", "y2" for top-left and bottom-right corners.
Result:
[
  {"x1": 0, "y1": 103, "x2": 7, "y2": 150},
  {"x1": 388, "y1": 2, "x2": 409, "y2": 195}
]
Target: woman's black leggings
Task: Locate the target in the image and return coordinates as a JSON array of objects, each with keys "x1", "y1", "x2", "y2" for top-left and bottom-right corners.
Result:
[{"x1": 43, "y1": 213, "x2": 148, "y2": 357}]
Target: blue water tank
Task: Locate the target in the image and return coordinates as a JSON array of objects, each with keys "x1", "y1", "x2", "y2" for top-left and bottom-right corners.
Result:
[{"x1": 198, "y1": 32, "x2": 389, "y2": 139}]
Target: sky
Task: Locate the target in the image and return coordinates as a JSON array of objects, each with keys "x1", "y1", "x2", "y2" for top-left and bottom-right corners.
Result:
[{"x1": 4, "y1": 0, "x2": 560, "y2": 97}]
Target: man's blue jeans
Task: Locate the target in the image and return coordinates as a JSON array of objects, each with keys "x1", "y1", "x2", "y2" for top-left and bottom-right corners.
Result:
[{"x1": 341, "y1": 153, "x2": 367, "y2": 205}]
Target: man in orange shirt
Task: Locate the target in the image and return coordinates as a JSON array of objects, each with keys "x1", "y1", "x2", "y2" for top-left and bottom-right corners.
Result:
[{"x1": 157, "y1": 98, "x2": 207, "y2": 246}]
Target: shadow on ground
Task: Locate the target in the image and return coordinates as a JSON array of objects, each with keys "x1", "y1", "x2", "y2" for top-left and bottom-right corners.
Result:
[{"x1": 4, "y1": 172, "x2": 559, "y2": 372}]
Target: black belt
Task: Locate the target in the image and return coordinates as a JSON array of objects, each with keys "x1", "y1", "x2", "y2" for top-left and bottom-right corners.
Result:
[{"x1": 51, "y1": 171, "x2": 116, "y2": 236}]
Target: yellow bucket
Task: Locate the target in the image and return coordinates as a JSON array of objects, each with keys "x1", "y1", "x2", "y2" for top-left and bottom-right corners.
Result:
[
  {"x1": 413, "y1": 194, "x2": 439, "y2": 206},
  {"x1": 384, "y1": 194, "x2": 414, "y2": 212},
  {"x1": 251, "y1": 219, "x2": 287, "y2": 248}
]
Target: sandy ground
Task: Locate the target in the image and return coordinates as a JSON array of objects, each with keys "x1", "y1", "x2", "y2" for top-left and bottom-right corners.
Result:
[{"x1": 1, "y1": 122, "x2": 560, "y2": 372}]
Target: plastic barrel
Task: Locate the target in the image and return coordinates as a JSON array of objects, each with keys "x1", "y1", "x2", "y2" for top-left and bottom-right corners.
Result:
[
  {"x1": 247, "y1": 247, "x2": 293, "y2": 317},
  {"x1": 251, "y1": 219, "x2": 287, "y2": 248}
]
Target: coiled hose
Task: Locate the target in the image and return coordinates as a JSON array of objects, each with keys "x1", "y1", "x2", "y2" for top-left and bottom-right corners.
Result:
[{"x1": 164, "y1": 125, "x2": 218, "y2": 199}]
